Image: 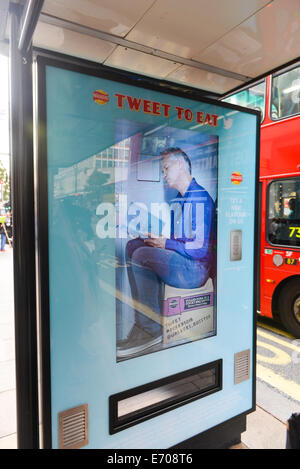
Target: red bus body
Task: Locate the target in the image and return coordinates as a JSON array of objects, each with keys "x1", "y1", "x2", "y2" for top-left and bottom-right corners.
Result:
[
  {"x1": 260, "y1": 76, "x2": 300, "y2": 326},
  {"x1": 224, "y1": 67, "x2": 300, "y2": 337}
]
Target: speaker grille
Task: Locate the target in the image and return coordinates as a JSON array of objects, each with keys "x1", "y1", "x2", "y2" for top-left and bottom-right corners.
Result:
[
  {"x1": 59, "y1": 404, "x2": 88, "y2": 449},
  {"x1": 234, "y1": 350, "x2": 250, "y2": 384}
]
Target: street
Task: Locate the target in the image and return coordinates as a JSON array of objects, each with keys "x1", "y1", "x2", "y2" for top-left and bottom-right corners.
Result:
[{"x1": 256, "y1": 317, "x2": 300, "y2": 423}]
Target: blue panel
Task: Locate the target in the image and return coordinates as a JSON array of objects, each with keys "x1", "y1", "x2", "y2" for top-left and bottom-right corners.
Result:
[{"x1": 45, "y1": 65, "x2": 257, "y2": 449}]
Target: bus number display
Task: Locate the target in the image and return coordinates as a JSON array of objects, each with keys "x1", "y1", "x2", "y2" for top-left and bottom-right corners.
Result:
[
  {"x1": 288, "y1": 227, "x2": 300, "y2": 238},
  {"x1": 285, "y1": 258, "x2": 297, "y2": 265}
]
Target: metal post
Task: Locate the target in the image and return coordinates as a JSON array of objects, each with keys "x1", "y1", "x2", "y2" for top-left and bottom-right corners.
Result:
[
  {"x1": 18, "y1": 0, "x2": 45, "y2": 53},
  {"x1": 9, "y1": 6, "x2": 39, "y2": 449}
]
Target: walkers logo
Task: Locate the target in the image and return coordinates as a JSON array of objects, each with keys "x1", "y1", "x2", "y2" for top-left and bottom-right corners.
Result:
[
  {"x1": 93, "y1": 89, "x2": 109, "y2": 105},
  {"x1": 169, "y1": 299, "x2": 180, "y2": 310},
  {"x1": 231, "y1": 172, "x2": 243, "y2": 185}
]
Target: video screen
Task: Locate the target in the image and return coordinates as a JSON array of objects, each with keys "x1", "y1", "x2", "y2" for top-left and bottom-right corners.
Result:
[{"x1": 112, "y1": 123, "x2": 218, "y2": 361}]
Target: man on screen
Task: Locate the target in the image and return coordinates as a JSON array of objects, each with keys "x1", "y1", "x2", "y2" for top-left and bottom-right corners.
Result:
[{"x1": 117, "y1": 147, "x2": 216, "y2": 358}]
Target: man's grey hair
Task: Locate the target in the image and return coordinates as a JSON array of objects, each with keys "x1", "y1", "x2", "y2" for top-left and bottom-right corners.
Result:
[{"x1": 161, "y1": 147, "x2": 192, "y2": 174}]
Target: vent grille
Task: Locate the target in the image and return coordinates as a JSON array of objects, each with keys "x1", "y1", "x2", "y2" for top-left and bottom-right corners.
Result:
[
  {"x1": 234, "y1": 350, "x2": 250, "y2": 384},
  {"x1": 59, "y1": 404, "x2": 88, "y2": 449}
]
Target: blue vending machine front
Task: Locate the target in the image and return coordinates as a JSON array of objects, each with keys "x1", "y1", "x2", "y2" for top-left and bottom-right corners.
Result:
[{"x1": 36, "y1": 54, "x2": 259, "y2": 450}]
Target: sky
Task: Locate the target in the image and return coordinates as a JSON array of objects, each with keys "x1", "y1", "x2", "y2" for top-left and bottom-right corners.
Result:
[{"x1": 0, "y1": 54, "x2": 9, "y2": 173}]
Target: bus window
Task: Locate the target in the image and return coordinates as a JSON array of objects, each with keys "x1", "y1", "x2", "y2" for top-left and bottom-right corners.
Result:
[
  {"x1": 268, "y1": 178, "x2": 300, "y2": 247},
  {"x1": 271, "y1": 64, "x2": 300, "y2": 120},
  {"x1": 223, "y1": 81, "x2": 266, "y2": 122}
]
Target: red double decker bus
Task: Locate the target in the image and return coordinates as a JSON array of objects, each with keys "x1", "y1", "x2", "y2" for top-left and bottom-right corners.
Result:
[{"x1": 223, "y1": 61, "x2": 300, "y2": 337}]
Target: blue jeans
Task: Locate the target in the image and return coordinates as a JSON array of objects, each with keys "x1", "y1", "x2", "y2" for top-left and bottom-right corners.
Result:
[
  {"x1": 126, "y1": 238, "x2": 210, "y2": 335},
  {"x1": 1, "y1": 233, "x2": 6, "y2": 250}
]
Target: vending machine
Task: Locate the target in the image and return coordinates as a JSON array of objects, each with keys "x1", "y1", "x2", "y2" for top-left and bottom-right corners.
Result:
[{"x1": 35, "y1": 53, "x2": 259, "y2": 449}]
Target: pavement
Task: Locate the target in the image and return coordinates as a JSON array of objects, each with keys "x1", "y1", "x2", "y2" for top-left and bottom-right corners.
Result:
[
  {"x1": 0, "y1": 247, "x2": 289, "y2": 450},
  {"x1": 240, "y1": 406, "x2": 287, "y2": 449},
  {"x1": 0, "y1": 246, "x2": 16, "y2": 449}
]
